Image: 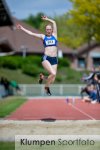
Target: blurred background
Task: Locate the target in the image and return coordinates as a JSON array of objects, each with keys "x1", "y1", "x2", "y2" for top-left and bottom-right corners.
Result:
[{"x1": 0, "y1": 0, "x2": 100, "y2": 96}]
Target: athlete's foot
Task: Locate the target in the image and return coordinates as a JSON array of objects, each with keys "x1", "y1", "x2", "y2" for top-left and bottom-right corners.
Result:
[
  {"x1": 45, "y1": 87, "x2": 52, "y2": 96},
  {"x1": 38, "y1": 73, "x2": 44, "y2": 84}
]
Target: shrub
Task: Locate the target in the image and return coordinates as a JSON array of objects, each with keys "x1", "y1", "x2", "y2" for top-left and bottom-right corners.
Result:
[
  {"x1": 0, "y1": 56, "x2": 42, "y2": 70},
  {"x1": 0, "y1": 58, "x2": 4, "y2": 68},
  {"x1": 2, "y1": 57, "x2": 19, "y2": 69},
  {"x1": 22, "y1": 64, "x2": 41, "y2": 77},
  {"x1": 56, "y1": 76, "x2": 62, "y2": 82},
  {"x1": 22, "y1": 56, "x2": 41, "y2": 67},
  {"x1": 58, "y1": 58, "x2": 70, "y2": 68}
]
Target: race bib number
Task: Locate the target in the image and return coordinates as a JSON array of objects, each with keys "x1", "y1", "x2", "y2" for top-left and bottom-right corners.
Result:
[{"x1": 46, "y1": 40, "x2": 55, "y2": 45}]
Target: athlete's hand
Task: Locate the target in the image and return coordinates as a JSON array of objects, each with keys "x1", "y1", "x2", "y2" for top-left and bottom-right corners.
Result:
[
  {"x1": 41, "y1": 16, "x2": 48, "y2": 20},
  {"x1": 41, "y1": 16, "x2": 55, "y2": 24},
  {"x1": 16, "y1": 24, "x2": 23, "y2": 30}
]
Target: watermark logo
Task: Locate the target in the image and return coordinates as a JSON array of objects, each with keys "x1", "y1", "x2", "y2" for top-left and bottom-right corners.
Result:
[{"x1": 15, "y1": 135, "x2": 100, "y2": 150}]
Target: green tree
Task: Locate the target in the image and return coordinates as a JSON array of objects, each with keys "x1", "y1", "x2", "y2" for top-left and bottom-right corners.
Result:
[
  {"x1": 23, "y1": 12, "x2": 45, "y2": 29},
  {"x1": 69, "y1": 0, "x2": 100, "y2": 42},
  {"x1": 55, "y1": 14, "x2": 86, "y2": 48}
]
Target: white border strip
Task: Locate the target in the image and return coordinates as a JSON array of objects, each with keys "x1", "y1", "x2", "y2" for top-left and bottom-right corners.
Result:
[
  {"x1": 15, "y1": 135, "x2": 100, "y2": 141},
  {"x1": 27, "y1": 96, "x2": 81, "y2": 100}
]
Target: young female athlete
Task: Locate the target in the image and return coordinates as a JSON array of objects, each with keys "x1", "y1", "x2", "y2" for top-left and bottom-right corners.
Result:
[{"x1": 16, "y1": 16, "x2": 58, "y2": 95}]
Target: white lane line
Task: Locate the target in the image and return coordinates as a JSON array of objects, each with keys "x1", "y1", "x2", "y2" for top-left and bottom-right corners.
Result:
[{"x1": 70, "y1": 103, "x2": 96, "y2": 120}]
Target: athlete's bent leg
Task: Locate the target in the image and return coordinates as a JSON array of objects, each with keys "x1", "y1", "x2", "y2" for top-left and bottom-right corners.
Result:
[
  {"x1": 42, "y1": 60, "x2": 57, "y2": 95},
  {"x1": 50, "y1": 64, "x2": 57, "y2": 83}
]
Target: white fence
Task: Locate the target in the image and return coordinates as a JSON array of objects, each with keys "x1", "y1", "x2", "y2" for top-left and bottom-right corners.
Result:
[
  {"x1": 20, "y1": 84, "x2": 85, "y2": 97},
  {"x1": 0, "y1": 84, "x2": 85, "y2": 97}
]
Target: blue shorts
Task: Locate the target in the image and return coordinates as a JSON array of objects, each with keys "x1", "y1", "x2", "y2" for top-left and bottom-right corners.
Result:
[{"x1": 41, "y1": 55, "x2": 58, "y2": 65}]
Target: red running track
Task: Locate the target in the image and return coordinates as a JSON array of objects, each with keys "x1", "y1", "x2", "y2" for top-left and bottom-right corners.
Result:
[{"x1": 6, "y1": 98, "x2": 100, "y2": 120}]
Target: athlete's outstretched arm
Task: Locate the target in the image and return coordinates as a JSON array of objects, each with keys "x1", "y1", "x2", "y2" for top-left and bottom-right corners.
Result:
[
  {"x1": 16, "y1": 24, "x2": 44, "y2": 39},
  {"x1": 41, "y1": 16, "x2": 57, "y2": 38}
]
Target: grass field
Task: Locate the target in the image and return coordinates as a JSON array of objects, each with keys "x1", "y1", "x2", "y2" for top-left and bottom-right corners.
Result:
[
  {"x1": 0, "y1": 68, "x2": 85, "y2": 84},
  {"x1": 0, "y1": 141, "x2": 100, "y2": 150},
  {"x1": 0, "y1": 96, "x2": 26, "y2": 117},
  {"x1": 0, "y1": 142, "x2": 14, "y2": 150},
  {"x1": 0, "y1": 68, "x2": 35, "y2": 84}
]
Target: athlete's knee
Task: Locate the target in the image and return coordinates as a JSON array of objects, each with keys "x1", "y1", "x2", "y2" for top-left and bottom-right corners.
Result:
[
  {"x1": 51, "y1": 72, "x2": 56, "y2": 77},
  {"x1": 51, "y1": 77, "x2": 55, "y2": 83}
]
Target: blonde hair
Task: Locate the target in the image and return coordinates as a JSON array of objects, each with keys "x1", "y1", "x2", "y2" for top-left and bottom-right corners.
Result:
[{"x1": 45, "y1": 24, "x2": 53, "y2": 29}]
